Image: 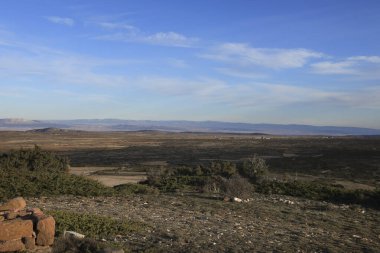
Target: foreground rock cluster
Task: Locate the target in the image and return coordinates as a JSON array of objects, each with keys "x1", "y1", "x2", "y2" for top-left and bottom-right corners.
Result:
[{"x1": 0, "y1": 197, "x2": 55, "y2": 252}]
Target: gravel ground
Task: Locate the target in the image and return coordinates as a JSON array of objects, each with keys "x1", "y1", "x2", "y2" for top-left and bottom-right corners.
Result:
[{"x1": 28, "y1": 194, "x2": 380, "y2": 252}]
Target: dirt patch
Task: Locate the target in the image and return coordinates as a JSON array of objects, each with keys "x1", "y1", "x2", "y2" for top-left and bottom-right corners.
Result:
[
  {"x1": 69, "y1": 167, "x2": 147, "y2": 186},
  {"x1": 69, "y1": 167, "x2": 117, "y2": 176},
  {"x1": 86, "y1": 175, "x2": 147, "y2": 187}
]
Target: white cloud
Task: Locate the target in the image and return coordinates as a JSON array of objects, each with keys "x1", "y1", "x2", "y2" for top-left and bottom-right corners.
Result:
[
  {"x1": 311, "y1": 61, "x2": 357, "y2": 75},
  {"x1": 311, "y1": 55, "x2": 380, "y2": 79},
  {"x1": 0, "y1": 55, "x2": 130, "y2": 87},
  {"x1": 141, "y1": 32, "x2": 198, "y2": 47},
  {"x1": 347, "y1": 56, "x2": 380, "y2": 63},
  {"x1": 96, "y1": 31, "x2": 198, "y2": 47},
  {"x1": 202, "y1": 43, "x2": 323, "y2": 69},
  {"x1": 136, "y1": 76, "x2": 227, "y2": 97},
  {"x1": 216, "y1": 68, "x2": 267, "y2": 79},
  {"x1": 131, "y1": 76, "x2": 380, "y2": 109},
  {"x1": 45, "y1": 16, "x2": 75, "y2": 26},
  {"x1": 97, "y1": 22, "x2": 137, "y2": 31},
  {"x1": 93, "y1": 21, "x2": 198, "y2": 47}
]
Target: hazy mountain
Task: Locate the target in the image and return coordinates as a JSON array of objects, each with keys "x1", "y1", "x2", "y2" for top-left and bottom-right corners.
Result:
[
  {"x1": 0, "y1": 118, "x2": 67, "y2": 130},
  {"x1": 1, "y1": 118, "x2": 380, "y2": 135}
]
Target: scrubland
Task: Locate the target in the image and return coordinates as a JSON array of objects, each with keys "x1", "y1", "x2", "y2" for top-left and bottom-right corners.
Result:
[{"x1": 0, "y1": 131, "x2": 379, "y2": 252}]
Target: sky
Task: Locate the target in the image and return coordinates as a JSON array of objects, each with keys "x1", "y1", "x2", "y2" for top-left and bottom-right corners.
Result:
[{"x1": 0, "y1": 0, "x2": 380, "y2": 128}]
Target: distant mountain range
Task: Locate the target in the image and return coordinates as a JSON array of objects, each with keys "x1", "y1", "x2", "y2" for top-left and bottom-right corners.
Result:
[{"x1": 1, "y1": 118, "x2": 380, "y2": 135}]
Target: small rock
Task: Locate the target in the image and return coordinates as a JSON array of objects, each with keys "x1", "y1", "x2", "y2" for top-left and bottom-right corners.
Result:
[
  {"x1": 64, "y1": 230, "x2": 85, "y2": 239},
  {"x1": 233, "y1": 197, "x2": 242, "y2": 203}
]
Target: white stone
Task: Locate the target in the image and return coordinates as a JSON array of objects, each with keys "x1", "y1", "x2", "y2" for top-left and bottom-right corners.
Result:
[{"x1": 63, "y1": 230, "x2": 85, "y2": 239}]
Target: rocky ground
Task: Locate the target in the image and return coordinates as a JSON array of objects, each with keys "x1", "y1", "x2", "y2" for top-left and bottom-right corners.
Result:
[{"x1": 27, "y1": 193, "x2": 380, "y2": 252}]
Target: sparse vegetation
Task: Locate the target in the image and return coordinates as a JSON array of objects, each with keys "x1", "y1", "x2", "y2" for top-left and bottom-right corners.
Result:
[
  {"x1": 1, "y1": 147, "x2": 379, "y2": 209},
  {"x1": 114, "y1": 183, "x2": 159, "y2": 195},
  {"x1": 0, "y1": 145, "x2": 69, "y2": 172},
  {"x1": 1, "y1": 132, "x2": 380, "y2": 252},
  {"x1": 48, "y1": 210, "x2": 146, "y2": 238},
  {"x1": 239, "y1": 154, "x2": 269, "y2": 183},
  {"x1": 256, "y1": 180, "x2": 380, "y2": 209},
  {"x1": 52, "y1": 237, "x2": 104, "y2": 253},
  {"x1": 0, "y1": 170, "x2": 114, "y2": 199},
  {"x1": 222, "y1": 175, "x2": 255, "y2": 199},
  {"x1": 50, "y1": 210, "x2": 148, "y2": 253},
  {"x1": 0, "y1": 147, "x2": 165, "y2": 200}
]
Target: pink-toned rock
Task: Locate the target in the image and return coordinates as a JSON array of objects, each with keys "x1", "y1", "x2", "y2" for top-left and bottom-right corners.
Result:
[
  {"x1": 0, "y1": 197, "x2": 26, "y2": 211},
  {"x1": 4, "y1": 211, "x2": 18, "y2": 220},
  {"x1": 35, "y1": 216, "x2": 55, "y2": 246},
  {"x1": 0, "y1": 219, "x2": 33, "y2": 241},
  {"x1": 23, "y1": 236, "x2": 36, "y2": 250},
  {"x1": 17, "y1": 209, "x2": 32, "y2": 217},
  {"x1": 29, "y1": 207, "x2": 44, "y2": 216},
  {"x1": 0, "y1": 239, "x2": 26, "y2": 252}
]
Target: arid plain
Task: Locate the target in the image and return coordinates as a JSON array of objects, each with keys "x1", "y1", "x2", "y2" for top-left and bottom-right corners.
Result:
[{"x1": 1, "y1": 130, "x2": 380, "y2": 252}]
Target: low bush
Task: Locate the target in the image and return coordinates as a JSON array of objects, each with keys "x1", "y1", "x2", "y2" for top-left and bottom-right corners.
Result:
[
  {"x1": 0, "y1": 147, "x2": 160, "y2": 200},
  {"x1": 256, "y1": 180, "x2": 380, "y2": 209},
  {"x1": 145, "y1": 157, "x2": 267, "y2": 194},
  {"x1": 113, "y1": 183, "x2": 159, "y2": 195},
  {"x1": 52, "y1": 237, "x2": 104, "y2": 253},
  {"x1": 238, "y1": 155, "x2": 268, "y2": 183},
  {"x1": 48, "y1": 210, "x2": 146, "y2": 238},
  {"x1": 222, "y1": 175, "x2": 255, "y2": 199},
  {"x1": 0, "y1": 171, "x2": 114, "y2": 200},
  {"x1": 0, "y1": 145, "x2": 69, "y2": 173}
]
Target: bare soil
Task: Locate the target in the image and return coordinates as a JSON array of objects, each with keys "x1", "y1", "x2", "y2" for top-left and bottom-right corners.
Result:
[{"x1": 69, "y1": 167, "x2": 147, "y2": 186}]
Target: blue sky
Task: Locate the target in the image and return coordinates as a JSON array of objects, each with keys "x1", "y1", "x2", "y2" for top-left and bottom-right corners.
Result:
[{"x1": 0, "y1": 0, "x2": 380, "y2": 128}]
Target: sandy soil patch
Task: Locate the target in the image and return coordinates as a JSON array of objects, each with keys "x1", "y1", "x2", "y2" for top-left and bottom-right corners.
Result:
[
  {"x1": 87, "y1": 174, "x2": 147, "y2": 187},
  {"x1": 69, "y1": 167, "x2": 147, "y2": 186},
  {"x1": 69, "y1": 167, "x2": 117, "y2": 176}
]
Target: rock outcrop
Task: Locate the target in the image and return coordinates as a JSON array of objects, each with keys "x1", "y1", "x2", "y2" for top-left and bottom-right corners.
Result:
[{"x1": 0, "y1": 197, "x2": 55, "y2": 252}]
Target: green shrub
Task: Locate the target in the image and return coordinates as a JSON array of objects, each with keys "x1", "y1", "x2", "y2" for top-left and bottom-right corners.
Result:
[
  {"x1": 114, "y1": 183, "x2": 159, "y2": 195},
  {"x1": 222, "y1": 175, "x2": 255, "y2": 199},
  {"x1": 0, "y1": 147, "x2": 159, "y2": 200},
  {"x1": 0, "y1": 171, "x2": 114, "y2": 200},
  {"x1": 48, "y1": 210, "x2": 146, "y2": 239},
  {"x1": 255, "y1": 180, "x2": 380, "y2": 209},
  {"x1": 238, "y1": 155, "x2": 268, "y2": 183},
  {"x1": 0, "y1": 145, "x2": 69, "y2": 173},
  {"x1": 53, "y1": 237, "x2": 104, "y2": 253}
]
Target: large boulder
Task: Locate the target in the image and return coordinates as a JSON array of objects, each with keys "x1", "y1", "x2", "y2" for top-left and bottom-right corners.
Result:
[
  {"x1": 35, "y1": 215, "x2": 56, "y2": 246},
  {"x1": 0, "y1": 219, "x2": 33, "y2": 241},
  {"x1": 0, "y1": 239, "x2": 26, "y2": 252},
  {"x1": 0, "y1": 197, "x2": 27, "y2": 211}
]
